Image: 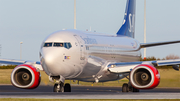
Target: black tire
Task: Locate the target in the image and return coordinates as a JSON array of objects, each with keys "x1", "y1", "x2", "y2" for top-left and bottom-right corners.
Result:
[
  {"x1": 53, "y1": 84, "x2": 59, "y2": 92},
  {"x1": 64, "y1": 83, "x2": 71, "y2": 92},
  {"x1": 122, "y1": 83, "x2": 129, "y2": 92}
]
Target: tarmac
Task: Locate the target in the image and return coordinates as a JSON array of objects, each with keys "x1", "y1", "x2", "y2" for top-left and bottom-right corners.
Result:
[{"x1": 0, "y1": 85, "x2": 180, "y2": 99}]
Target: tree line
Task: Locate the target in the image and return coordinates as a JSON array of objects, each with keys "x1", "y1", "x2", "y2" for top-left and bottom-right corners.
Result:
[{"x1": 141, "y1": 54, "x2": 179, "y2": 69}]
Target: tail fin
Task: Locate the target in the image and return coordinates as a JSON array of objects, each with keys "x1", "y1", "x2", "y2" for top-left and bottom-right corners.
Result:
[{"x1": 116, "y1": 0, "x2": 136, "y2": 38}]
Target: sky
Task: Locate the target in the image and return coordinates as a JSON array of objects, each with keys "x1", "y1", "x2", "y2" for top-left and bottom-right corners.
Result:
[{"x1": 0, "y1": 0, "x2": 180, "y2": 61}]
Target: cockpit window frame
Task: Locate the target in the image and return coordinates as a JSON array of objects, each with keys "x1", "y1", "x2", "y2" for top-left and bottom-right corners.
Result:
[
  {"x1": 54, "y1": 43, "x2": 64, "y2": 47},
  {"x1": 43, "y1": 42, "x2": 72, "y2": 49},
  {"x1": 64, "y1": 42, "x2": 72, "y2": 49},
  {"x1": 43, "y1": 43, "x2": 53, "y2": 47}
]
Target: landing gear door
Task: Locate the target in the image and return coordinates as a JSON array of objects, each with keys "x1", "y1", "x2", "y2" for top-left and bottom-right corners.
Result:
[{"x1": 74, "y1": 35, "x2": 85, "y2": 64}]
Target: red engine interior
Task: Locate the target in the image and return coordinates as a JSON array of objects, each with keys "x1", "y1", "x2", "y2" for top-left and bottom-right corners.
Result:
[
  {"x1": 130, "y1": 64, "x2": 160, "y2": 89},
  {"x1": 11, "y1": 64, "x2": 41, "y2": 89}
]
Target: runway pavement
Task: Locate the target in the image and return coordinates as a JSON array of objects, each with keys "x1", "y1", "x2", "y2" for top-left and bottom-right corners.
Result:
[{"x1": 0, "y1": 85, "x2": 180, "y2": 99}]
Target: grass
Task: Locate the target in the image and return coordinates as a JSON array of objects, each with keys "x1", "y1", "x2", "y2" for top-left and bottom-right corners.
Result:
[
  {"x1": 0, "y1": 69, "x2": 12, "y2": 84},
  {"x1": 158, "y1": 69, "x2": 180, "y2": 88},
  {"x1": 0, "y1": 99, "x2": 180, "y2": 101},
  {"x1": 0, "y1": 69, "x2": 128, "y2": 86},
  {"x1": 0, "y1": 69, "x2": 180, "y2": 88}
]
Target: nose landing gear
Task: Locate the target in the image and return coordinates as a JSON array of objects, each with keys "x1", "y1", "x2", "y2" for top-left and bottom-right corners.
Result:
[
  {"x1": 53, "y1": 83, "x2": 64, "y2": 92},
  {"x1": 64, "y1": 83, "x2": 71, "y2": 92},
  {"x1": 49, "y1": 75, "x2": 71, "y2": 92}
]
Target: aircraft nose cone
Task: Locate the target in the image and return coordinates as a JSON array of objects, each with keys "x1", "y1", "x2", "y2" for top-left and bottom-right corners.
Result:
[
  {"x1": 43, "y1": 52, "x2": 54, "y2": 65},
  {"x1": 41, "y1": 48, "x2": 64, "y2": 76},
  {"x1": 43, "y1": 53, "x2": 55, "y2": 68}
]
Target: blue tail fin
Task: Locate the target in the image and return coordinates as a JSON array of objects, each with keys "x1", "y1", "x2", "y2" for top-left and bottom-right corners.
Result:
[{"x1": 116, "y1": 0, "x2": 136, "y2": 38}]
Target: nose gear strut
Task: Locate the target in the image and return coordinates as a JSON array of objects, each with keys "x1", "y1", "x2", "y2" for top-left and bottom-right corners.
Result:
[{"x1": 49, "y1": 75, "x2": 71, "y2": 92}]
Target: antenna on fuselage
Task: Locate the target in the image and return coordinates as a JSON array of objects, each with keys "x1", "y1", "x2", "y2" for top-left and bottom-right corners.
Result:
[
  {"x1": 144, "y1": 0, "x2": 146, "y2": 60},
  {"x1": 74, "y1": 0, "x2": 76, "y2": 29}
]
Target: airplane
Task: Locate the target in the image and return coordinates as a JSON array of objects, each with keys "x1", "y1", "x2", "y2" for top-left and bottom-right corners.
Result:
[{"x1": 1, "y1": 0, "x2": 180, "y2": 93}]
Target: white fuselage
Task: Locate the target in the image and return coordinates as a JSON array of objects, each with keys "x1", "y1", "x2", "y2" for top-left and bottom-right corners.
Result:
[{"x1": 40, "y1": 29, "x2": 141, "y2": 82}]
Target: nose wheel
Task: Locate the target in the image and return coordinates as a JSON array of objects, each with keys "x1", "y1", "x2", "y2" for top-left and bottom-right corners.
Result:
[
  {"x1": 64, "y1": 83, "x2": 71, "y2": 92},
  {"x1": 49, "y1": 75, "x2": 71, "y2": 92},
  {"x1": 53, "y1": 83, "x2": 71, "y2": 92},
  {"x1": 53, "y1": 83, "x2": 64, "y2": 92}
]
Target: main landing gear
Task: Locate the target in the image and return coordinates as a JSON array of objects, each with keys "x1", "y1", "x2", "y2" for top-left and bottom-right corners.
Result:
[
  {"x1": 122, "y1": 83, "x2": 139, "y2": 92},
  {"x1": 49, "y1": 75, "x2": 71, "y2": 92},
  {"x1": 121, "y1": 74, "x2": 139, "y2": 92}
]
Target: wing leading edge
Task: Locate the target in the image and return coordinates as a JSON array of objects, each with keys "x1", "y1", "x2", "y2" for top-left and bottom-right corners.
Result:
[
  {"x1": 0, "y1": 59, "x2": 42, "y2": 70},
  {"x1": 108, "y1": 59, "x2": 180, "y2": 74},
  {"x1": 140, "y1": 40, "x2": 180, "y2": 48}
]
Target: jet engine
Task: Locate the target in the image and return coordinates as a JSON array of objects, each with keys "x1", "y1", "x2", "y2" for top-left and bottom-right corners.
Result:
[
  {"x1": 11, "y1": 64, "x2": 41, "y2": 89},
  {"x1": 130, "y1": 64, "x2": 160, "y2": 89}
]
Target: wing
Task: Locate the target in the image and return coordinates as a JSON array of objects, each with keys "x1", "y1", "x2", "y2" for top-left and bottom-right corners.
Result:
[
  {"x1": 140, "y1": 40, "x2": 180, "y2": 48},
  {"x1": 108, "y1": 59, "x2": 180, "y2": 73},
  {"x1": 0, "y1": 59, "x2": 43, "y2": 70}
]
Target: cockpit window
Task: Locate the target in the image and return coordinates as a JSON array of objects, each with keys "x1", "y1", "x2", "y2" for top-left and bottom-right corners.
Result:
[
  {"x1": 54, "y1": 43, "x2": 63, "y2": 47},
  {"x1": 44, "y1": 42, "x2": 72, "y2": 49},
  {"x1": 64, "y1": 43, "x2": 72, "y2": 49},
  {"x1": 44, "y1": 43, "x2": 52, "y2": 47}
]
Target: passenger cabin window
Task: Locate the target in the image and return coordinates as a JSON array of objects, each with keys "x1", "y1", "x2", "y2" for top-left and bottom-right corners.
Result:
[
  {"x1": 64, "y1": 43, "x2": 72, "y2": 49},
  {"x1": 54, "y1": 43, "x2": 63, "y2": 47},
  {"x1": 44, "y1": 43, "x2": 52, "y2": 47}
]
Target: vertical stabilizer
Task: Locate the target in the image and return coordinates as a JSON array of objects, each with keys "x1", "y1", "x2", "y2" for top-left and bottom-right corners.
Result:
[{"x1": 116, "y1": 0, "x2": 136, "y2": 38}]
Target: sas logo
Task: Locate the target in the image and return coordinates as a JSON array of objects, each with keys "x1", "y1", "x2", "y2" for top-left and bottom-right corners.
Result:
[
  {"x1": 128, "y1": 14, "x2": 135, "y2": 33},
  {"x1": 64, "y1": 56, "x2": 70, "y2": 59}
]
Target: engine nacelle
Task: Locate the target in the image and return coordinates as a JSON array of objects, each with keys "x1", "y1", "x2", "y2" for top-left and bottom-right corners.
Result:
[
  {"x1": 11, "y1": 64, "x2": 41, "y2": 89},
  {"x1": 130, "y1": 64, "x2": 160, "y2": 89}
]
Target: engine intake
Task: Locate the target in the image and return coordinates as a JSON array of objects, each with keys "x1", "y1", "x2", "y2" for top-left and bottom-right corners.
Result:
[
  {"x1": 130, "y1": 64, "x2": 160, "y2": 89},
  {"x1": 11, "y1": 64, "x2": 41, "y2": 89}
]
